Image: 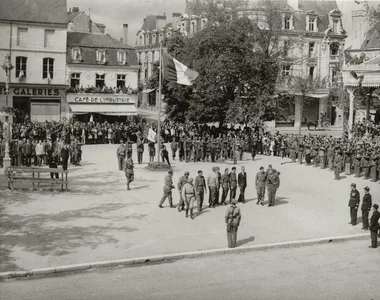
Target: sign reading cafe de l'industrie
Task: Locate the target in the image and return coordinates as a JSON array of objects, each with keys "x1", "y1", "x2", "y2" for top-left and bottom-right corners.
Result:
[{"x1": 66, "y1": 94, "x2": 136, "y2": 104}]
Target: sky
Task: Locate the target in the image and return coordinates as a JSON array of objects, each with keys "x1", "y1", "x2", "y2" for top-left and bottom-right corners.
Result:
[{"x1": 67, "y1": 0, "x2": 380, "y2": 47}]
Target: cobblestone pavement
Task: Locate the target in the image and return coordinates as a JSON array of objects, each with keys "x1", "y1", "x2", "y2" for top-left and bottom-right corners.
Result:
[
  {"x1": 1, "y1": 240, "x2": 379, "y2": 300},
  {"x1": 0, "y1": 144, "x2": 379, "y2": 272}
]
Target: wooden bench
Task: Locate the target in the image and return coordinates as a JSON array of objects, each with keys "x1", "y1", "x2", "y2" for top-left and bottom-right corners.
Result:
[{"x1": 7, "y1": 167, "x2": 68, "y2": 192}]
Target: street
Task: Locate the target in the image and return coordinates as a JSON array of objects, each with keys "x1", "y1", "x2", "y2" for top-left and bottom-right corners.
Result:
[{"x1": 1, "y1": 240, "x2": 379, "y2": 300}]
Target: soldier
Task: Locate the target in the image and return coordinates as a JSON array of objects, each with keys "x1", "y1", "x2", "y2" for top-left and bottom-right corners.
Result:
[
  {"x1": 237, "y1": 166, "x2": 247, "y2": 203},
  {"x1": 333, "y1": 148, "x2": 343, "y2": 180},
  {"x1": 207, "y1": 167, "x2": 219, "y2": 208},
  {"x1": 194, "y1": 170, "x2": 207, "y2": 211},
  {"x1": 116, "y1": 140, "x2": 126, "y2": 171},
  {"x1": 136, "y1": 137, "x2": 144, "y2": 164},
  {"x1": 370, "y1": 154, "x2": 378, "y2": 182},
  {"x1": 225, "y1": 198, "x2": 241, "y2": 248},
  {"x1": 229, "y1": 167, "x2": 238, "y2": 202},
  {"x1": 344, "y1": 148, "x2": 352, "y2": 175},
  {"x1": 305, "y1": 144, "x2": 311, "y2": 165},
  {"x1": 177, "y1": 171, "x2": 190, "y2": 212},
  {"x1": 255, "y1": 166, "x2": 266, "y2": 206},
  {"x1": 298, "y1": 142, "x2": 304, "y2": 164},
  {"x1": 171, "y1": 138, "x2": 178, "y2": 161},
  {"x1": 290, "y1": 139, "x2": 298, "y2": 163},
  {"x1": 319, "y1": 145, "x2": 326, "y2": 169},
  {"x1": 361, "y1": 186, "x2": 372, "y2": 230},
  {"x1": 220, "y1": 168, "x2": 230, "y2": 205},
  {"x1": 348, "y1": 183, "x2": 360, "y2": 226},
  {"x1": 327, "y1": 145, "x2": 335, "y2": 170},
  {"x1": 148, "y1": 140, "x2": 156, "y2": 162},
  {"x1": 266, "y1": 168, "x2": 280, "y2": 207},
  {"x1": 369, "y1": 204, "x2": 379, "y2": 248},
  {"x1": 313, "y1": 145, "x2": 319, "y2": 167},
  {"x1": 361, "y1": 153, "x2": 371, "y2": 179},
  {"x1": 159, "y1": 170, "x2": 175, "y2": 208},
  {"x1": 353, "y1": 153, "x2": 362, "y2": 177},
  {"x1": 161, "y1": 145, "x2": 171, "y2": 167},
  {"x1": 215, "y1": 166, "x2": 222, "y2": 205},
  {"x1": 185, "y1": 136, "x2": 192, "y2": 163},
  {"x1": 123, "y1": 152, "x2": 134, "y2": 191},
  {"x1": 181, "y1": 177, "x2": 196, "y2": 219}
]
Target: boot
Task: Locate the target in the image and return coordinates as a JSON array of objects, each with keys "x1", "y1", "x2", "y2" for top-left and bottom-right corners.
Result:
[
  {"x1": 190, "y1": 209, "x2": 194, "y2": 219},
  {"x1": 185, "y1": 209, "x2": 189, "y2": 218}
]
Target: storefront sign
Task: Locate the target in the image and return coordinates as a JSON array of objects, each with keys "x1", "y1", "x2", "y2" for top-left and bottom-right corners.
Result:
[
  {"x1": 67, "y1": 93, "x2": 136, "y2": 104},
  {"x1": 0, "y1": 87, "x2": 60, "y2": 96}
]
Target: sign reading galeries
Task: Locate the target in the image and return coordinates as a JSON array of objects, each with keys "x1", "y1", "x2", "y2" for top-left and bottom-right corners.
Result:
[{"x1": 67, "y1": 93, "x2": 136, "y2": 104}]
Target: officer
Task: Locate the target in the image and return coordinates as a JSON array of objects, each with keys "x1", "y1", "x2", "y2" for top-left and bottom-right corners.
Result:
[
  {"x1": 229, "y1": 167, "x2": 238, "y2": 202},
  {"x1": 369, "y1": 204, "x2": 380, "y2": 248},
  {"x1": 361, "y1": 186, "x2": 372, "y2": 230},
  {"x1": 123, "y1": 152, "x2": 134, "y2": 191},
  {"x1": 177, "y1": 171, "x2": 190, "y2": 212},
  {"x1": 181, "y1": 177, "x2": 196, "y2": 219},
  {"x1": 220, "y1": 168, "x2": 230, "y2": 205},
  {"x1": 266, "y1": 168, "x2": 280, "y2": 207},
  {"x1": 255, "y1": 166, "x2": 266, "y2": 205},
  {"x1": 194, "y1": 170, "x2": 207, "y2": 212},
  {"x1": 225, "y1": 198, "x2": 241, "y2": 248},
  {"x1": 159, "y1": 170, "x2": 175, "y2": 208},
  {"x1": 348, "y1": 183, "x2": 360, "y2": 226},
  {"x1": 116, "y1": 140, "x2": 126, "y2": 171}
]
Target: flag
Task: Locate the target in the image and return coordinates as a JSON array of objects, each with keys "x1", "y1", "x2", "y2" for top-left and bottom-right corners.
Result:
[
  {"x1": 162, "y1": 51, "x2": 199, "y2": 86},
  {"x1": 148, "y1": 128, "x2": 156, "y2": 142}
]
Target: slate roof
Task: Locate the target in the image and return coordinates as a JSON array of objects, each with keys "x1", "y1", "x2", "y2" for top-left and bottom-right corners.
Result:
[
  {"x1": 0, "y1": 0, "x2": 67, "y2": 24},
  {"x1": 67, "y1": 32, "x2": 133, "y2": 49},
  {"x1": 67, "y1": 11, "x2": 82, "y2": 23},
  {"x1": 141, "y1": 15, "x2": 158, "y2": 31},
  {"x1": 361, "y1": 23, "x2": 380, "y2": 49}
]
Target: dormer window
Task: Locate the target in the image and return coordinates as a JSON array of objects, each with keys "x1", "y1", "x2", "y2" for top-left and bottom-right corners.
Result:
[
  {"x1": 117, "y1": 51, "x2": 126, "y2": 65},
  {"x1": 96, "y1": 50, "x2": 106, "y2": 64},
  {"x1": 72, "y1": 48, "x2": 82, "y2": 62},
  {"x1": 308, "y1": 16, "x2": 316, "y2": 32},
  {"x1": 284, "y1": 14, "x2": 293, "y2": 30}
]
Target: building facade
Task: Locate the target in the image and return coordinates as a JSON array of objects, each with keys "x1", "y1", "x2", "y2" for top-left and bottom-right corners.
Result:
[
  {"x1": 0, "y1": 0, "x2": 68, "y2": 123},
  {"x1": 66, "y1": 8, "x2": 139, "y2": 122}
]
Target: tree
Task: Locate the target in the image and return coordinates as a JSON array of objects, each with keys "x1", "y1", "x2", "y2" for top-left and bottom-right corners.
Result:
[{"x1": 364, "y1": 2, "x2": 380, "y2": 25}]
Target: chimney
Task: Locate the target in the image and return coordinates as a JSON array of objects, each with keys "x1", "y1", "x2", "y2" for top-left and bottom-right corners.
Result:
[
  {"x1": 68, "y1": 7, "x2": 72, "y2": 14},
  {"x1": 72, "y1": 7, "x2": 79, "y2": 13},
  {"x1": 96, "y1": 23, "x2": 106, "y2": 34},
  {"x1": 88, "y1": 8, "x2": 92, "y2": 33},
  {"x1": 156, "y1": 15, "x2": 167, "y2": 30},
  {"x1": 123, "y1": 24, "x2": 129, "y2": 44},
  {"x1": 172, "y1": 12, "x2": 181, "y2": 29}
]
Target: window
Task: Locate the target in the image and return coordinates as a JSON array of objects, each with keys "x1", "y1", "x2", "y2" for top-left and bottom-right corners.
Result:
[
  {"x1": 309, "y1": 66, "x2": 315, "y2": 80},
  {"x1": 72, "y1": 48, "x2": 82, "y2": 61},
  {"x1": 70, "y1": 73, "x2": 80, "y2": 88},
  {"x1": 44, "y1": 29, "x2": 54, "y2": 47},
  {"x1": 284, "y1": 14, "x2": 292, "y2": 30},
  {"x1": 330, "y1": 43, "x2": 339, "y2": 56},
  {"x1": 96, "y1": 73, "x2": 105, "y2": 88},
  {"x1": 17, "y1": 28, "x2": 28, "y2": 46},
  {"x1": 309, "y1": 42, "x2": 315, "y2": 56},
  {"x1": 15, "y1": 56, "x2": 27, "y2": 78},
  {"x1": 42, "y1": 58, "x2": 54, "y2": 79},
  {"x1": 117, "y1": 51, "x2": 126, "y2": 64},
  {"x1": 191, "y1": 22, "x2": 196, "y2": 33},
  {"x1": 331, "y1": 69, "x2": 337, "y2": 83},
  {"x1": 117, "y1": 74, "x2": 126, "y2": 88},
  {"x1": 96, "y1": 50, "x2": 106, "y2": 63},
  {"x1": 308, "y1": 16, "x2": 316, "y2": 32},
  {"x1": 332, "y1": 20, "x2": 339, "y2": 34},
  {"x1": 283, "y1": 40, "x2": 289, "y2": 57},
  {"x1": 282, "y1": 65, "x2": 290, "y2": 76}
]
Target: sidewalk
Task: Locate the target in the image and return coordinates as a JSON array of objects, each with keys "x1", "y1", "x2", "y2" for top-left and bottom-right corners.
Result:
[{"x1": 1, "y1": 144, "x2": 379, "y2": 272}]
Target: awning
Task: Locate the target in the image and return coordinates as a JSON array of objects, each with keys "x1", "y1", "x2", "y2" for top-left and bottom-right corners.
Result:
[
  {"x1": 142, "y1": 88, "x2": 156, "y2": 93},
  {"x1": 69, "y1": 104, "x2": 137, "y2": 116}
]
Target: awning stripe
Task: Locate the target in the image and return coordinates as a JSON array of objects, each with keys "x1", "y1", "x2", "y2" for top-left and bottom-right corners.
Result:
[{"x1": 70, "y1": 104, "x2": 137, "y2": 116}]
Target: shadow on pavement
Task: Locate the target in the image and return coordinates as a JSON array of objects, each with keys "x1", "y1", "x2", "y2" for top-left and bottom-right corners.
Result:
[{"x1": 236, "y1": 236, "x2": 255, "y2": 247}]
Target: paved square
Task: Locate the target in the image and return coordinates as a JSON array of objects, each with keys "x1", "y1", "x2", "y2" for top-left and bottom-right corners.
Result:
[{"x1": 1, "y1": 144, "x2": 379, "y2": 272}]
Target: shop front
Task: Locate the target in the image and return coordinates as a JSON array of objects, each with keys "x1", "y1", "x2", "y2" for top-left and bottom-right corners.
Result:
[
  {"x1": 0, "y1": 85, "x2": 67, "y2": 123},
  {"x1": 67, "y1": 93, "x2": 138, "y2": 123}
]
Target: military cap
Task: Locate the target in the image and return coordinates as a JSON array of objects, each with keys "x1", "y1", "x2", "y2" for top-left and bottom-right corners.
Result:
[
  {"x1": 184, "y1": 171, "x2": 190, "y2": 175},
  {"x1": 364, "y1": 186, "x2": 370, "y2": 191},
  {"x1": 373, "y1": 204, "x2": 379, "y2": 210},
  {"x1": 168, "y1": 169, "x2": 173, "y2": 174},
  {"x1": 350, "y1": 183, "x2": 356, "y2": 188}
]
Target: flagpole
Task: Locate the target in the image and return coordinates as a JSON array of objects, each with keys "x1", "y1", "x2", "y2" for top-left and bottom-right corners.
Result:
[{"x1": 157, "y1": 42, "x2": 162, "y2": 163}]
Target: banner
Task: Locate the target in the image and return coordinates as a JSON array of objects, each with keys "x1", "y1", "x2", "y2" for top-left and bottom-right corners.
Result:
[{"x1": 148, "y1": 128, "x2": 156, "y2": 142}]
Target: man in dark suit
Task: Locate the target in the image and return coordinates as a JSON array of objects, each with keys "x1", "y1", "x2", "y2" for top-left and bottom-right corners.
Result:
[
  {"x1": 361, "y1": 186, "x2": 372, "y2": 230},
  {"x1": 237, "y1": 166, "x2": 247, "y2": 203},
  {"x1": 348, "y1": 183, "x2": 360, "y2": 226},
  {"x1": 369, "y1": 204, "x2": 380, "y2": 248},
  {"x1": 60, "y1": 143, "x2": 70, "y2": 171}
]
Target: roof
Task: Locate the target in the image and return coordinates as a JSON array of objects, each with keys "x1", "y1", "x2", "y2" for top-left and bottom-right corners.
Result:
[
  {"x1": 298, "y1": 0, "x2": 338, "y2": 14},
  {"x1": 67, "y1": 32, "x2": 133, "y2": 49},
  {"x1": 361, "y1": 23, "x2": 380, "y2": 50},
  {"x1": 141, "y1": 15, "x2": 158, "y2": 31},
  {"x1": 0, "y1": 0, "x2": 67, "y2": 24},
  {"x1": 67, "y1": 11, "x2": 82, "y2": 23}
]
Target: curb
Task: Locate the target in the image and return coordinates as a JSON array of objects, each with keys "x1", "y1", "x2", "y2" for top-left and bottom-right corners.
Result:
[{"x1": 0, "y1": 233, "x2": 368, "y2": 280}]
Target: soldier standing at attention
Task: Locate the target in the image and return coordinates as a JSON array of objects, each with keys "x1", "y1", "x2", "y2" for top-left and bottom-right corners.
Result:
[
  {"x1": 361, "y1": 186, "x2": 372, "y2": 230},
  {"x1": 123, "y1": 152, "x2": 134, "y2": 191},
  {"x1": 177, "y1": 171, "x2": 190, "y2": 212},
  {"x1": 348, "y1": 183, "x2": 360, "y2": 226},
  {"x1": 229, "y1": 167, "x2": 238, "y2": 202},
  {"x1": 225, "y1": 198, "x2": 241, "y2": 248},
  {"x1": 369, "y1": 204, "x2": 379, "y2": 248},
  {"x1": 181, "y1": 178, "x2": 196, "y2": 219},
  {"x1": 117, "y1": 140, "x2": 126, "y2": 170},
  {"x1": 334, "y1": 148, "x2": 343, "y2": 180},
  {"x1": 237, "y1": 166, "x2": 247, "y2": 203},
  {"x1": 159, "y1": 170, "x2": 175, "y2": 208},
  {"x1": 255, "y1": 166, "x2": 266, "y2": 206},
  {"x1": 194, "y1": 170, "x2": 207, "y2": 212},
  {"x1": 220, "y1": 168, "x2": 230, "y2": 205}
]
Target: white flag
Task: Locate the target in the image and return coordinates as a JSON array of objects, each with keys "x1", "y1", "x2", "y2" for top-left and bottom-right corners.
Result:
[{"x1": 148, "y1": 128, "x2": 156, "y2": 142}]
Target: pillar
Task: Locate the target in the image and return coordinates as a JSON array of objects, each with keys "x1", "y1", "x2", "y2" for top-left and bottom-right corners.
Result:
[{"x1": 346, "y1": 86, "x2": 356, "y2": 139}]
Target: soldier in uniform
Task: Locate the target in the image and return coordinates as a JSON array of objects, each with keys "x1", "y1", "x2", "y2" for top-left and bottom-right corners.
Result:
[
  {"x1": 255, "y1": 166, "x2": 266, "y2": 206},
  {"x1": 313, "y1": 145, "x2": 319, "y2": 167},
  {"x1": 194, "y1": 170, "x2": 207, "y2": 211},
  {"x1": 136, "y1": 137, "x2": 144, "y2": 164},
  {"x1": 181, "y1": 177, "x2": 196, "y2": 219},
  {"x1": 353, "y1": 153, "x2": 361, "y2": 177},
  {"x1": 369, "y1": 204, "x2": 380, "y2": 248},
  {"x1": 348, "y1": 183, "x2": 360, "y2": 226},
  {"x1": 220, "y1": 168, "x2": 230, "y2": 205},
  {"x1": 361, "y1": 186, "x2": 372, "y2": 230},
  {"x1": 148, "y1": 140, "x2": 156, "y2": 162},
  {"x1": 319, "y1": 145, "x2": 326, "y2": 169},
  {"x1": 171, "y1": 138, "x2": 178, "y2": 161},
  {"x1": 266, "y1": 168, "x2": 280, "y2": 207},
  {"x1": 327, "y1": 144, "x2": 335, "y2": 170},
  {"x1": 290, "y1": 139, "x2": 298, "y2": 163},
  {"x1": 298, "y1": 142, "x2": 304, "y2": 164},
  {"x1": 344, "y1": 148, "x2": 352, "y2": 175},
  {"x1": 305, "y1": 144, "x2": 311, "y2": 165},
  {"x1": 123, "y1": 152, "x2": 134, "y2": 191},
  {"x1": 225, "y1": 198, "x2": 241, "y2": 248},
  {"x1": 229, "y1": 167, "x2": 238, "y2": 202},
  {"x1": 333, "y1": 148, "x2": 343, "y2": 180},
  {"x1": 159, "y1": 170, "x2": 175, "y2": 208},
  {"x1": 361, "y1": 152, "x2": 371, "y2": 179},
  {"x1": 185, "y1": 136, "x2": 192, "y2": 163},
  {"x1": 177, "y1": 171, "x2": 190, "y2": 212}
]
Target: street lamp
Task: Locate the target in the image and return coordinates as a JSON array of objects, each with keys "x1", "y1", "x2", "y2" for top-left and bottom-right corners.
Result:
[{"x1": 1, "y1": 54, "x2": 14, "y2": 172}]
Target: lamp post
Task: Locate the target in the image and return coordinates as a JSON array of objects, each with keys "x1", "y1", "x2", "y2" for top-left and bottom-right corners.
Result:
[{"x1": 2, "y1": 54, "x2": 14, "y2": 172}]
